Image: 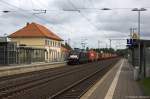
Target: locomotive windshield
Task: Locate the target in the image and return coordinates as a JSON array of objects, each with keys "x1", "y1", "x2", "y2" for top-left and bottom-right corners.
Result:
[
  {"x1": 69, "y1": 51, "x2": 79, "y2": 55},
  {"x1": 68, "y1": 51, "x2": 80, "y2": 59}
]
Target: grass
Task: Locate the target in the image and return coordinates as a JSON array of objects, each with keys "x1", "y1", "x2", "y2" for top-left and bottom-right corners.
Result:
[{"x1": 140, "y1": 77, "x2": 150, "y2": 95}]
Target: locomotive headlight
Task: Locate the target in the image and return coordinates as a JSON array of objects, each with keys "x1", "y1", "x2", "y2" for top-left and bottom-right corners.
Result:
[{"x1": 70, "y1": 55, "x2": 78, "y2": 59}]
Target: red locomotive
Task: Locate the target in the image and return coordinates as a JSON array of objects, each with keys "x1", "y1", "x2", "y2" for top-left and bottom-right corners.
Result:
[{"x1": 87, "y1": 50, "x2": 98, "y2": 62}]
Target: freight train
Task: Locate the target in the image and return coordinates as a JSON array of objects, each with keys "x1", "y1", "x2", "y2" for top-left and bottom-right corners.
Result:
[
  {"x1": 67, "y1": 48, "x2": 117, "y2": 65},
  {"x1": 67, "y1": 49, "x2": 88, "y2": 65}
]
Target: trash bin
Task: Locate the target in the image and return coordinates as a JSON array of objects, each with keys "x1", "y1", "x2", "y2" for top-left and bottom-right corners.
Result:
[{"x1": 134, "y1": 66, "x2": 139, "y2": 80}]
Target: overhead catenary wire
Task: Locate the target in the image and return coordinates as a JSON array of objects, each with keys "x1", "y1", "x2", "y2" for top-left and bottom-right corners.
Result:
[
  {"x1": 67, "y1": 0, "x2": 129, "y2": 48},
  {"x1": 0, "y1": 1, "x2": 146, "y2": 41},
  {"x1": 67, "y1": 0, "x2": 109, "y2": 38},
  {"x1": 0, "y1": 0, "x2": 150, "y2": 13},
  {"x1": 0, "y1": 0, "x2": 35, "y2": 20},
  {"x1": 0, "y1": 1, "x2": 76, "y2": 47},
  {"x1": 0, "y1": 0, "x2": 141, "y2": 38},
  {"x1": 74, "y1": 1, "x2": 131, "y2": 40},
  {"x1": 0, "y1": 0, "x2": 76, "y2": 39}
]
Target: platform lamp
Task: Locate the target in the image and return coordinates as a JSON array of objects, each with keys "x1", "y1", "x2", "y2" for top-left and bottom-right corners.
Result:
[
  {"x1": 132, "y1": 8, "x2": 147, "y2": 78},
  {"x1": 132, "y1": 8, "x2": 147, "y2": 39},
  {"x1": 101, "y1": 8, "x2": 112, "y2": 10}
]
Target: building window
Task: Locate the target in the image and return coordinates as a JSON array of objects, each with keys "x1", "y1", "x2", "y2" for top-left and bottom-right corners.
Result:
[
  {"x1": 48, "y1": 40, "x2": 50, "y2": 45},
  {"x1": 56, "y1": 42, "x2": 57, "y2": 47},
  {"x1": 51, "y1": 41, "x2": 52, "y2": 46},
  {"x1": 45, "y1": 40, "x2": 48, "y2": 45},
  {"x1": 52, "y1": 41, "x2": 54, "y2": 46},
  {"x1": 49, "y1": 40, "x2": 51, "y2": 46},
  {"x1": 54, "y1": 41, "x2": 56, "y2": 47},
  {"x1": 54, "y1": 42, "x2": 56, "y2": 47},
  {"x1": 49, "y1": 40, "x2": 52, "y2": 46},
  {"x1": 58, "y1": 42, "x2": 61, "y2": 47}
]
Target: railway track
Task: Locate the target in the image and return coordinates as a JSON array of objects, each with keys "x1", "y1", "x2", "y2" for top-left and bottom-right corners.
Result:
[
  {"x1": 0, "y1": 63, "x2": 96, "y2": 98},
  {"x1": 0, "y1": 58, "x2": 119, "y2": 99},
  {"x1": 51, "y1": 59, "x2": 118, "y2": 99}
]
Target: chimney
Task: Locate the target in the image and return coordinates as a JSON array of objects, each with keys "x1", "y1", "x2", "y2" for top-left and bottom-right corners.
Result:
[{"x1": 26, "y1": 22, "x2": 30, "y2": 26}]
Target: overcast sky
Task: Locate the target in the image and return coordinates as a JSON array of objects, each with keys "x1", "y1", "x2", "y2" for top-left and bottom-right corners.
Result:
[{"x1": 0, "y1": 0, "x2": 150, "y2": 49}]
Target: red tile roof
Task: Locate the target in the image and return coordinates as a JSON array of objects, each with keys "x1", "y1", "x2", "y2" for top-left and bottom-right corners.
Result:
[{"x1": 9, "y1": 22, "x2": 63, "y2": 41}]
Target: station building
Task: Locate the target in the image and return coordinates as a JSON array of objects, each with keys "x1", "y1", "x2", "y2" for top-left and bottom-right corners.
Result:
[{"x1": 8, "y1": 22, "x2": 63, "y2": 62}]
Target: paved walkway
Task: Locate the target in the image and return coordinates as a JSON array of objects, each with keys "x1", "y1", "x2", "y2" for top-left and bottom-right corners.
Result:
[
  {"x1": 81, "y1": 59, "x2": 145, "y2": 99},
  {"x1": 0, "y1": 62, "x2": 66, "y2": 70}
]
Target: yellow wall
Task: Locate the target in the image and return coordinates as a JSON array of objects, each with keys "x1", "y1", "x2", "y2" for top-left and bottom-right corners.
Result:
[
  {"x1": 11, "y1": 38, "x2": 45, "y2": 48},
  {"x1": 11, "y1": 37, "x2": 63, "y2": 62}
]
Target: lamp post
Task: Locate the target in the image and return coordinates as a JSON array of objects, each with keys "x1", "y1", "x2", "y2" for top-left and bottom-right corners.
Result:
[
  {"x1": 101, "y1": 7, "x2": 147, "y2": 76},
  {"x1": 132, "y1": 8, "x2": 147, "y2": 39},
  {"x1": 101, "y1": 7, "x2": 147, "y2": 38},
  {"x1": 132, "y1": 8, "x2": 147, "y2": 78}
]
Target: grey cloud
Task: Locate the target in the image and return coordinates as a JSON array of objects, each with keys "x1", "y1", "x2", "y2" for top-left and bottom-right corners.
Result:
[{"x1": 0, "y1": 0, "x2": 150, "y2": 49}]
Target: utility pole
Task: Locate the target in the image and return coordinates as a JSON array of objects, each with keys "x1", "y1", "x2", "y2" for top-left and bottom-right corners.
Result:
[
  {"x1": 109, "y1": 39, "x2": 112, "y2": 49},
  {"x1": 106, "y1": 43, "x2": 108, "y2": 49},
  {"x1": 130, "y1": 28, "x2": 133, "y2": 38},
  {"x1": 108, "y1": 38, "x2": 127, "y2": 50},
  {"x1": 133, "y1": 28, "x2": 137, "y2": 33},
  {"x1": 130, "y1": 28, "x2": 137, "y2": 38},
  {"x1": 68, "y1": 38, "x2": 71, "y2": 45},
  {"x1": 81, "y1": 37, "x2": 87, "y2": 50},
  {"x1": 98, "y1": 40, "x2": 100, "y2": 49}
]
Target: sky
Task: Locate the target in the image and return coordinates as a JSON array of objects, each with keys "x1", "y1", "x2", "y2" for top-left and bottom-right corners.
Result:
[{"x1": 0, "y1": 0, "x2": 150, "y2": 49}]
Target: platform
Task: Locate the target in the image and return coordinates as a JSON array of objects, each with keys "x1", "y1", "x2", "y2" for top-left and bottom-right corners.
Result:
[
  {"x1": 0, "y1": 62, "x2": 66, "y2": 77},
  {"x1": 81, "y1": 59, "x2": 146, "y2": 99}
]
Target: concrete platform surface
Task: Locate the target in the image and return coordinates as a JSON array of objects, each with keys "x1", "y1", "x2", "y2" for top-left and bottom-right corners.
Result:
[
  {"x1": 0, "y1": 62, "x2": 66, "y2": 77},
  {"x1": 81, "y1": 59, "x2": 146, "y2": 99}
]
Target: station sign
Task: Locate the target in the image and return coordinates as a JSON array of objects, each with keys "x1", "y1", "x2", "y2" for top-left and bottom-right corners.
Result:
[
  {"x1": 127, "y1": 39, "x2": 138, "y2": 48},
  {"x1": 127, "y1": 39, "x2": 133, "y2": 45}
]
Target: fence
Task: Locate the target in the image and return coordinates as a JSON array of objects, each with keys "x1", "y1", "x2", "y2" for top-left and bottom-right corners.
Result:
[
  {"x1": 0, "y1": 42, "x2": 45, "y2": 65},
  {"x1": 0, "y1": 45, "x2": 6, "y2": 65},
  {"x1": 17, "y1": 47, "x2": 45, "y2": 64},
  {"x1": 0, "y1": 42, "x2": 17, "y2": 65}
]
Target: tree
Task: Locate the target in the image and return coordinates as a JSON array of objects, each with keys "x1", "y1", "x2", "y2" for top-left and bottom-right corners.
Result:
[
  {"x1": 116, "y1": 49, "x2": 128, "y2": 57},
  {"x1": 86, "y1": 47, "x2": 89, "y2": 51},
  {"x1": 64, "y1": 42, "x2": 72, "y2": 50}
]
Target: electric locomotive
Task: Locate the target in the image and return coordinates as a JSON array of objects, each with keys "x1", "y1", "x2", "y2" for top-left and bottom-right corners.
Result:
[{"x1": 67, "y1": 48, "x2": 88, "y2": 65}]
